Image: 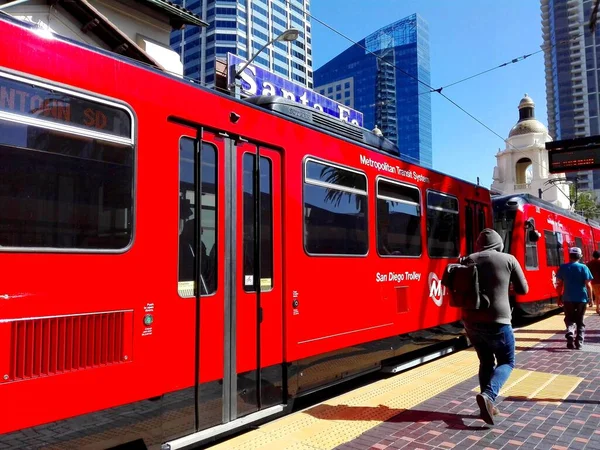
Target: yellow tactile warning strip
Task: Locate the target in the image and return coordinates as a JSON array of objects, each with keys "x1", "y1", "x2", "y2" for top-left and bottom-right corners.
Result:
[
  {"x1": 208, "y1": 314, "x2": 581, "y2": 450},
  {"x1": 471, "y1": 369, "x2": 581, "y2": 402}
]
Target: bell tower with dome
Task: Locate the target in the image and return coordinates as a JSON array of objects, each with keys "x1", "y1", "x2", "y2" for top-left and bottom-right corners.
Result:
[{"x1": 491, "y1": 94, "x2": 571, "y2": 210}]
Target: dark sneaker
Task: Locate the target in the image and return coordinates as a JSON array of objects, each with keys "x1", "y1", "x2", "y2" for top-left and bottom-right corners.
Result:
[
  {"x1": 567, "y1": 341, "x2": 575, "y2": 349},
  {"x1": 575, "y1": 343, "x2": 582, "y2": 350},
  {"x1": 476, "y1": 393, "x2": 495, "y2": 425}
]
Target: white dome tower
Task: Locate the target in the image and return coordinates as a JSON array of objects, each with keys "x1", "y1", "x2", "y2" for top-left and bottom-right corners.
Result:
[{"x1": 491, "y1": 94, "x2": 570, "y2": 209}]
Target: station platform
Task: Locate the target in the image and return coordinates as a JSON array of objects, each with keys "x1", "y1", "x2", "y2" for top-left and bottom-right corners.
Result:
[{"x1": 208, "y1": 311, "x2": 600, "y2": 450}]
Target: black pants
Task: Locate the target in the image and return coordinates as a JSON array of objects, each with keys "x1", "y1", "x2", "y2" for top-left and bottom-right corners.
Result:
[{"x1": 564, "y1": 302, "x2": 586, "y2": 345}]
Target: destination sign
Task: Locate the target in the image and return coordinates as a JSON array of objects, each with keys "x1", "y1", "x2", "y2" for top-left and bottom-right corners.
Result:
[
  {"x1": 227, "y1": 53, "x2": 364, "y2": 127},
  {"x1": 548, "y1": 147, "x2": 600, "y2": 173},
  {"x1": 0, "y1": 75, "x2": 131, "y2": 138}
]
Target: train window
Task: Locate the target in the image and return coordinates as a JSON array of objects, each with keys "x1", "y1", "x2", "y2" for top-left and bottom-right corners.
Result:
[
  {"x1": 243, "y1": 153, "x2": 273, "y2": 291},
  {"x1": 376, "y1": 179, "x2": 421, "y2": 257},
  {"x1": 557, "y1": 233, "x2": 565, "y2": 265},
  {"x1": 426, "y1": 191, "x2": 459, "y2": 258},
  {"x1": 525, "y1": 223, "x2": 539, "y2": 270},
  {"x1": 544, "y1": 231, "x2": 556, "y2": 266},
  {"x1": 178, "y1": 138, "x2": 218, "y2": 297},
  {"x1": 465, "y1": 203, "x2": 486, "y2": 255},
  {"x1": 575, "y1": 237, "x2": 584, "y2": 254},
  {"x1": 544, "y1": 231, "x2": 564, "y2": 267},
  {"x1": 478, "y1": 207, "x2": 486, "y2": 232},
  {"x1": 0, "y1": 75, "x2": 134, "y2": 251},
  {"x1": 303, "y1": 159, "x2": 368, "y2": 255},
  {"x1": 493, "y1": 210, "x2": 515, "y2": 254}
]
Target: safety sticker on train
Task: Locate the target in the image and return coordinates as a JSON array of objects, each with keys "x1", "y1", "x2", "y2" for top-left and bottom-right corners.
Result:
[{"x1": 376, "y1": 271, "x2": 421, "y2": 282}]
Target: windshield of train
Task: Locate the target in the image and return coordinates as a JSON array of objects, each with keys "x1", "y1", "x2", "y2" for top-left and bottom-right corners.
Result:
[{"x1": 493, "y1": 209, "x2": 516, "y2": 254}]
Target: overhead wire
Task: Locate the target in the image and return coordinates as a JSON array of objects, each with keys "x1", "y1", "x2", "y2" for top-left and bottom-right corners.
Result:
[
  {"x1": 109, "y1": 2, "x2": 569, "y2": 184},
  {"x1": 296, "y1": 1, "x2": 574, "y2": 177},
  {"x1": 154, "y1": 3, "x2": 580, "y2": 203},
  {"x1": 102, "y1": 15, "x2": 435, "y2": 168},
  {"x1": 94, "y1": 0, "x2": 558, "y2": 179},
  {"x1": 420, "y1": 33, "x2": 584, "y2": 95},
  {"x1": 429, "y1": 52, "x2": 539, "y2": 93}
]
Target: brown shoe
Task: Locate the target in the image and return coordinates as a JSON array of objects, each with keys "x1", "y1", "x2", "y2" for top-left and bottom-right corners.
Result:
[
  {"x1": 493, "y1": 406, "x2": 499, "y2": 415},
  {"x1": 476, "y1": 393, "x2": 495, "y2": 425}
]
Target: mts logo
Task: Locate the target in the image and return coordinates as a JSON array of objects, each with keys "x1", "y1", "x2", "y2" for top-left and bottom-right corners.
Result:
[{"x1": 428, "y1": 272, "x2": 447, "y2": 307}]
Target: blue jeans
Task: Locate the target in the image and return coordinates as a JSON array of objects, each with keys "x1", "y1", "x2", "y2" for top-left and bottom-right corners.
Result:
[{"x1": 464, "y1": 323, "x2": 515, "y2": 403}]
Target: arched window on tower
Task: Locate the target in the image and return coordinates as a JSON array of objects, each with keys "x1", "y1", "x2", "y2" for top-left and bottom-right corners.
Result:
[{"x1": 515, "y1": 158, "x2": 533, "y2": 188}]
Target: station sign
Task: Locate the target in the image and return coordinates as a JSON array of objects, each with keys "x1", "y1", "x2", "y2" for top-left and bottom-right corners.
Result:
[
  {"x1": 227, "y1": 53, "x2": 363, "y2": 127},
  {"x1": 547, "y1": 136, "x2": 600, "y2": 173},
  {"x1": 0, "y1": 74, "x2": 131, "y2": 138},
  {"x1": 548, "y1": 147, "x2": 600, "y2": 173}
]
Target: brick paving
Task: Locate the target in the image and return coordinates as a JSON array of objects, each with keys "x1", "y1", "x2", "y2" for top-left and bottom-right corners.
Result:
[{"x1": 336, "y1": 312, "x2": 600, "y2": 450}]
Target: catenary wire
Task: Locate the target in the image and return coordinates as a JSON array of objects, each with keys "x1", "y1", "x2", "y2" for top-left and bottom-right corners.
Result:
[
  {"x1": 296, "y1": 2, "x2": 562, "y2": 177},
  {"x1": 420, "y1": 33, "x2": 584, "y2": 95},
  {"x1": 178, "y1": 4, "x2": 578, "y2": 204},
  {"x1": 128, "y1": 2, "x2": 558, "y2": 179}
]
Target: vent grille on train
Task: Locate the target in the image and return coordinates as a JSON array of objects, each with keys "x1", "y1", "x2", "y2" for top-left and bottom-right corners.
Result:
[
  {"x1": 312, "y1": 113, "x2": 364, "y2": 141},
  {"x1": 243, "y1": 95, "x2": 399, "y2": 156},
  {"x1": 7, "y1": 311, "x2": 132, "y2": 381}
]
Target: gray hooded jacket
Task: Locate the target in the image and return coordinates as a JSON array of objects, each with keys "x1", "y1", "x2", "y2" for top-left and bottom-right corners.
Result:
[{"x1": 462, "y1": 228, "x2": 529, "y2": 326}]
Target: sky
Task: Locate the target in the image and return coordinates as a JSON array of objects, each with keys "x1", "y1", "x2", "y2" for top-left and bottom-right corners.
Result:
[{"x1": 310, "y1": 0, "x2": 547, "y2": 188}]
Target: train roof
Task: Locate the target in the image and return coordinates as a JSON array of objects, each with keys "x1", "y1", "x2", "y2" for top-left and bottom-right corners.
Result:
[
  {"x1": 492, "y1": 193, "x2": 600, "y2": 227},
  {"x1": 0, "y1": 13, "x2": 486, "y2": 191},
  {"x1": 244, "y1": 95, "x2": 400, "y2": 156}
]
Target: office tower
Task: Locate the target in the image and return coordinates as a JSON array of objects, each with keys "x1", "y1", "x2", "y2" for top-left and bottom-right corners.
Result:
[
  {"x1": 170, "y1": 0, "x2": 313, "y2": 87},
  {"x1": 314, "y1": 14, "x2": 432, "y2": 168},
  {"x1": 542, "y1": 0, "x2": 599, "y2": 194}
]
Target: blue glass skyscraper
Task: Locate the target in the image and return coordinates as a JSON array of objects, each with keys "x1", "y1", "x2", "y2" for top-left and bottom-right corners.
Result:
[{"x1": 314, "y1": 14, "x2": 432, "y2": 168}]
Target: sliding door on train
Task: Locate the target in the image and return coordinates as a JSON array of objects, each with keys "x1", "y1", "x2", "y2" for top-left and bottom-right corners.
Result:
[
  {"x1": 176, "y1": 128, "x2": 227, "y2": 436},
  {"x1": 231, "y1": 142, "x2": 284, "y2": 419},
  {"x1": 173, "y1": 126, "x2": 284, "y2": 441}
]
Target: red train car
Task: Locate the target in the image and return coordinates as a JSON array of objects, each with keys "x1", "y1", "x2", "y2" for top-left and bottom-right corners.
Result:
[
  {"x1": 492, "y1": 193, "x2": 600, "y2": 317},
  {"x1": 0, "y1": 15, "x2": 492, "y2": 450}
]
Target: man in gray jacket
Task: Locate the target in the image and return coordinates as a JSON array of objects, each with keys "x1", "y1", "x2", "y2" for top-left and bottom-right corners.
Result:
[{"x1": 463, "y1": 228, "x2": 528, "y2": 426}]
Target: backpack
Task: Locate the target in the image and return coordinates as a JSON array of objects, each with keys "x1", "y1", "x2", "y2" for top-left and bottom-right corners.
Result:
[{"x1": 441, "y1": 257, "x2": 490, "y2": 310}]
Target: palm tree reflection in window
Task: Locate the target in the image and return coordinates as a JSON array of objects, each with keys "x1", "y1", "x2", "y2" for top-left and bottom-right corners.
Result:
[
  {"x1": 376, "y1": 179, "x2": 421, "y2": 256},
  {"x1": 320, "y1": 165, "x2": 366, "y2": 208},
  {"x1": 303, "y1": 160, "x2": 368, "y2": 255}
]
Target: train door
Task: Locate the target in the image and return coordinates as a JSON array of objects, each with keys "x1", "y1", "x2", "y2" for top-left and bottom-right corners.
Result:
[
  {"x1": 169, "y1": 127, "x2": 284, "y2": 448},
  {"x1": 229, "y1": 141, "x2": 284, "y2": 420},
  {"x1": 465, "y1": 200, "x2": 488, "y2": 254},
  {"x1": 174, "y1": 127, "x2": 227, "y2": 438}
]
